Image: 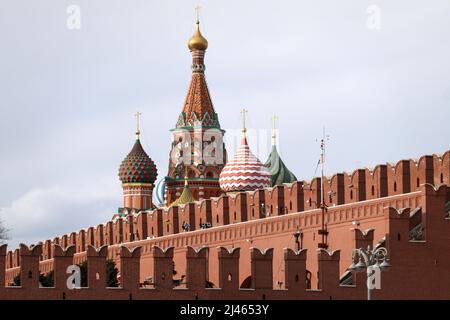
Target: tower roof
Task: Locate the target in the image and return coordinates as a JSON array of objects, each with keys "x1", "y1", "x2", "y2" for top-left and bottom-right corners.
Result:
[
  {"x1": 176, "y1": 18, "x2": 220, "y2": 129},
  {"x1": 170, "y1": 176, "x2": 195, "y2": 207},
  {"x1": 178, "y1": 72, "x2": 218, "y2": 127},
  {"x1": 219, "y1": 136, "x2": 272, "y2": 192},
  {"x1": 264, "y1": 145, "x2": 297, "y2": 186},
  {"x1": 118, "y1": 139, "x2": 158, "y2": 184}
]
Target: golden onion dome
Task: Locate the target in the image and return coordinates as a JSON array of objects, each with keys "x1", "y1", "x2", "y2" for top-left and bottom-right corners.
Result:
[{"x1": 188, "y1": 21, "x2": 208, "y2": 51}]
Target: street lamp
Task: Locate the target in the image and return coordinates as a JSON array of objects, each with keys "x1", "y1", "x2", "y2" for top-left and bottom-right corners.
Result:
[{"x1": 348, "y1": 245, "x2": 391, "y2": 300}]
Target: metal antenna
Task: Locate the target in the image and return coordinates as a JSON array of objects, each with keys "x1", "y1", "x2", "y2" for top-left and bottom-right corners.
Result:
[{"x1": 317, "y1": 126, "x2": 330, "y2": 249}]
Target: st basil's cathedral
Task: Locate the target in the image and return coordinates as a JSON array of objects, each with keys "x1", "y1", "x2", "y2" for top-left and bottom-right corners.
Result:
[{"x1": 116, "y1": 17, "x2": 297, "y2": 218}]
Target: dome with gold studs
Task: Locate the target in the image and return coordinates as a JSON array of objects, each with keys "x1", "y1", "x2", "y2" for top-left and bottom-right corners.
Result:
[{"x1": 188, "y1": 21, "x2": 208, "y2": 51}]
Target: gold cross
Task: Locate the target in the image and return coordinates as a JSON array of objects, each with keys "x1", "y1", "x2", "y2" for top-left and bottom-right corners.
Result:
[
  {"x1": 241, "y1": 108, "x2": 248, "y2": 134},
  {"x1": 195, "y1": 5, "x2": 201, "y2": 23},
  {"x1": 271, "y1": 115, "x2": 278, "y2": 131},
  {"x1": 271, "y1": 115, "x2": 279, "y2": 146},
  {"x1": 135, "y1": 111, "x2": 142, "y2": 139}
]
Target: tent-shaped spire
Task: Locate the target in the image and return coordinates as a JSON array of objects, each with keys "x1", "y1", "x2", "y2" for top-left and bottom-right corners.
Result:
[
  {"x1": 170, "y1": 174, "x2": 195, "y2": 207},
  {"x1": 264, "y1": 115, "x2": 297, "y2": 186},
  {"x1": 265, "y1": 145, "x2": 297, "y2": 186}
]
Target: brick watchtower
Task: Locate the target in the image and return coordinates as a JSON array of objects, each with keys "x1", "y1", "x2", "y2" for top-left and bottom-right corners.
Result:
[
  {"x1": 118, "y1": 113, "x2": 158, "y2": 211},
  {"x1": 165, "y1": 17, "x2": 227, "y2": 205}
]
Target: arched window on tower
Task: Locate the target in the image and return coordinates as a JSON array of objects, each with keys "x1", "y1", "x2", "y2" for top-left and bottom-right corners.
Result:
[
  {"x1": 441, "y1": 173, "x2": 444, "y2": 183},
  {"x1": 394, "y1": 182, "x2": 397, "y2": 192}
]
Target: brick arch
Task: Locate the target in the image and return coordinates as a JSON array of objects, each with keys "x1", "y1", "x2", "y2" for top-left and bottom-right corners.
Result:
[{"x1": 240, "y1": 276, "x2": 252, "y2": 288}]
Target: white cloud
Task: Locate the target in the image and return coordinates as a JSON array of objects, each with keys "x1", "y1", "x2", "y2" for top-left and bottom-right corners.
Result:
[
  {"x1": 0, "y1": 179, "x2": 119, "y2": 250},
  {"x1": 0, "y1": 0, "x2": 449, "y2": 249}
]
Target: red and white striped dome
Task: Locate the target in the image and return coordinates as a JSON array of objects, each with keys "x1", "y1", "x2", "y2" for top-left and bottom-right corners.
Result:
[{"x1": 219, "y1": 136, "x2": 272, "y2": 192}]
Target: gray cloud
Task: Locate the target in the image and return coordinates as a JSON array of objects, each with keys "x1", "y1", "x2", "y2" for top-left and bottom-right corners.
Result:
[{"x1": 1, "y1": 0, "x2": 449, "y2": 248}]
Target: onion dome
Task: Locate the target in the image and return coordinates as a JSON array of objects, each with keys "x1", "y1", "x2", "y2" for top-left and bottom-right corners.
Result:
[
  {"x1": 153, "y1": 178, "x2": 166, "y2": 207},
  {"x1": 170, "y1": 176, "x2": 195, "y2": 207},
  {"x1": 264, "y1": 145, "x2": 297, "y2": 186},
  {"x1": 118, "y1": 139, "x2": 158, "y2": 184},
  {"x1": 188, "y1": 21, "x2": 208, "y2": 51},
  {"x1": 219, "y1": 136, "x2": 272, "y2": 192}
]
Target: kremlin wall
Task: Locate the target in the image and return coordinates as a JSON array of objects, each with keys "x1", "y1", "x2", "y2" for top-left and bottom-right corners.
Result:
[
  {"x1": 2, "y1": 151, "x2": 450, "y2": 299},
  {"x1": 1, "y1": 17, "x2": 450, "y2": 300}
]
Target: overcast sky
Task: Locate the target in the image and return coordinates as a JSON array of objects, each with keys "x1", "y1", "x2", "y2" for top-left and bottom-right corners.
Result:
[{"x1": 0, "y1": 0, "x2": 449, "y2": 248}]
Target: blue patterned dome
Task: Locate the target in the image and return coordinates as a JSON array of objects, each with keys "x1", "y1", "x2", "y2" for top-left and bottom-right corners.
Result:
[{"x1": 153, "y1": 178, "x2": 166, "y2": 207}]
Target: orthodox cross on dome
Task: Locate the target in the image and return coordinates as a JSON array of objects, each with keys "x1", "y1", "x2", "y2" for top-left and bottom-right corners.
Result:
[
  {"x1": 195, "y1": 5, "x2": 201, "y2": 23},
  {"x1": 135, "y1": 111, "x2": 142, "y2": 139},
  {"x1": 241, "y1": 108, "x2": 248, "y2": 134},
  {"x1": 271, "y1": 115, "x2": 279, "y2": 146},
  {"x1": 184, "y1": 165, "x2": 189, "y2": 185}
]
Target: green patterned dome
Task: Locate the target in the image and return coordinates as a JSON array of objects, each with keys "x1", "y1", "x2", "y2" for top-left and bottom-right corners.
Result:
[
  {"x1": 264, "y1": 145, "x2": 297, "y2": 186},
  {"x1": 118, "y1": 139, "x2": 158, "y2": 184}
]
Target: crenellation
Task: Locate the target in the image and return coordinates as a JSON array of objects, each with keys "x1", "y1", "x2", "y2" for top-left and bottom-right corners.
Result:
[
  {"x1": 418, "y1": 155, "x2": 435, "y2": 186},
  {"x1": 421, "y1": 184, "x2": 450, "y2": 244},
  {"x1": 330, "y1": 173, "x2": 345, "y2": 205},
  {"x1": 271, "y1": 185, "x2": 286, "y2": 216},
  {"x1": 77, "y1": 229, "x2": 86, "y2": 253},
  {"x1": 113, "y1": 218, "x2": 124, "y2": 245},
  {"x1": 233, "y1": 192, "x2": 248, "y2": 223},
  {"x1": 53, "y1": 244, "x2": 76, "y2": 290},
  {"x1": 215, "y1": 195, "x2": 230, "y2": 225},
  {"x1": 284, "y1": 248, "x2": 307, "y2": 292},
  {"x1": 19, "y1": 244, "x2": 42, "y2": 289},
  {"x1": 61, "y1": 234, "x2": 68, "y2": 249},
  {"x1": 43, "y1": 240, "x2": 52, "y2": 260},
  {"x1": 152, "y1": 246, "x2": 174, "y2": 290},
  {"x1": 198, "y1": 198, "x2": 212, "y2": 228},
  {"x1": 217, "y1": 247, "x2": 240, "y2": 291},
  {"x1": 104, "y1": 221, "x2": 113, "y2": 246},
  {"x1": 86, "y1": 227, "x2": 95, "y2": 247},
  {"x1": 119, "y1": 246, "x2": 141, "y2": 291},
  {"x1": 86, "y1": 245, "x2": 108, "y2": 290},
  {"x1": 186, "y1": 246, "x2": 209, "y2": 289},
  {"x1": 0, "y1": 245, "x2": 6, "y2": 290},
  {"x1": 372, "y1": 164, "x2": 388, "y2": 198},
  {"x1": 317, "y1": 249, "x2": 340, "y2": 291},
  {"x1": 135, "y1": 212, "x2": 148, "y2": 241},
  {"x1": 442, "y1": 151, "x2": 450, "y2": 185},
  {"x1": 250, "y1": 248, "x2": 274, "y2": 290}
]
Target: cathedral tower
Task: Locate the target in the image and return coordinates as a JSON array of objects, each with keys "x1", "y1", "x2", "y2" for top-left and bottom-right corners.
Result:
[
  {"x1": 118, "y1": 113, "x2": 158, "y2": 211},
  {"x1": 165, "y1": 16, "x2": 227, "y2": 205}
]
